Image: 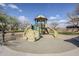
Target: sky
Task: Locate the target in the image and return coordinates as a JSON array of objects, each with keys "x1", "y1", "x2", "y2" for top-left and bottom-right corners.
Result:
[{"x1": 0, "y1": 3, "x2": 78, "y2": 27}]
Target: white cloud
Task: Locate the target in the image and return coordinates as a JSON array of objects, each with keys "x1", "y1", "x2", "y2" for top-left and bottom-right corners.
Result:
[
  {"x1": 58, "y1": 19, "x2": 68, "y2": 23},
  {"x1": 49, "y1": 15, "x2": 61, "y2": 20},
  {"x1": 0, "y1": 3, "x2": 7, "y2": 9},
  {"x1": 48, "y1": 15, "x2": 68, "y2": 28},
  {"x1": 8, "y1": 4, "x2": 22, "y2": 12},
  {"x1": 48, "y1": 15, "x2": 68, "y2": 24},
  {"x1": 18, "y1": 16, "x2": 29, "y2": 23},
  {"x1": 19, "y1": 9, "x2": 22, "y2": 12},
  {"x1": 48, "y1": 15, "x2": 60, "y2": 24},
  {"x1": 18, "y1": 16, "x2": 26, "y2": 21},
  {"x1": 8, "y1": 4, "x2": 19, "y2": 9},
  {"x1": 49, "y1": 16, "x2": 57, "y2": 20},
  {"x1": 0, "y1": 3, "x2": 6, "y2": 7},
  {"x1": 18, "y1": 16, "x2": 31, "y2": 27},
  {"x1": 56, "y1": 15, "x2": 60, "y2": 18},
  {"x1": 0, "y1": 3, "x2": 23, "y2": 12},
  {"x1": 48, "y1": 19, "x2": 68, "y2": 24}
]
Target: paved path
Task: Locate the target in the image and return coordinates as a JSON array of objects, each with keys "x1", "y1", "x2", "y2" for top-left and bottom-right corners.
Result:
[
  {"x1": 0, "y1": 46, "x2": 79, "y2": 56},
  {"x1": 0, "y1": 34, "x2": 79, "y2": 55},
  {"x1": 5, "y1": 35, "x2": 79, "y2": 54}
]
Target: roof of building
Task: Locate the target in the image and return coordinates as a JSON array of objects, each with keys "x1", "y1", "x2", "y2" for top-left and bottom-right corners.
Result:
[{"x1": 35, "y1": 15, "x2": 48, "y2": 22}]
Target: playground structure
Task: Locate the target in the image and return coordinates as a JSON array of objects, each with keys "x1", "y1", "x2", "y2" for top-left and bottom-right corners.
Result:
[
  {"x1": 34, "y1": 15, "x2": 49, "y2": 34},
  {"x1": 23, "y1": 15, "x2": 58, "y2": 42}
]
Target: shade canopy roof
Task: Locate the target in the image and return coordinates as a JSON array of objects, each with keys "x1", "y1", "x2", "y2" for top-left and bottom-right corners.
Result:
[{"x1": 35, "y1": 15, "x2": 48, "y2": 22}]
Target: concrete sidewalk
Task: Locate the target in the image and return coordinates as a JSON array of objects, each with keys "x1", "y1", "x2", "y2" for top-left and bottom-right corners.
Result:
[
  {"x1": 0, "y1": 46, "x2": 79, "y2": 56},
  {"x1": 0, "y1": 34, "x2": 79, "y2": 56}
]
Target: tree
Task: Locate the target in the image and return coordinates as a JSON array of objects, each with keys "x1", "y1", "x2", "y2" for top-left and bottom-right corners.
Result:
[
  {"x1": 0, "y1": 12, "x2": 8, "y2": 43},
  {"x1": 50, "y1": 21, "x2": 59, "y2": 30},
  {"x1": 18, "y1": 20, "x2": 30, "y2": 30},
  {"x1": 0, "y1": 10, "x2": 19, "y2": 44},
  {"x1": 8, "y1": 16, "x2": 19, "y2": 31},
  {"x1": 67, "y1": 5, "x2": 79, "y2": 32}
]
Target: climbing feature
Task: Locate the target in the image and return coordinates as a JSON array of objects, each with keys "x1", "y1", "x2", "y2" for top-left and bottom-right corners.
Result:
[{"x1": 23, "y1": 26, "x2": 40, "y2": 42}]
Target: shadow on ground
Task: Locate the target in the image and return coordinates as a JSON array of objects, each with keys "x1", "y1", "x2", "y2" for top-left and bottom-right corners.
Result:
[{"x1": 64, "y1": 36, "x2": 79, "y2": 47}]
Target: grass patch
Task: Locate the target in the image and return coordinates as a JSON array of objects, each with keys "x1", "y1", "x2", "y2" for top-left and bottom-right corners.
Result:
[
  {"x1": 58, "y1": 32, "x2": 79, "y2": 35},
  {"x1": 14, "y1": 30, "x2": 24, "y2": 32}
]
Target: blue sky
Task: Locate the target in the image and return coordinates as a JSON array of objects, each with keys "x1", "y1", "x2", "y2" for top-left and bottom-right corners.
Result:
[{"x1": 0, "y1": 3, "x2": 77, "y2": 26}]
